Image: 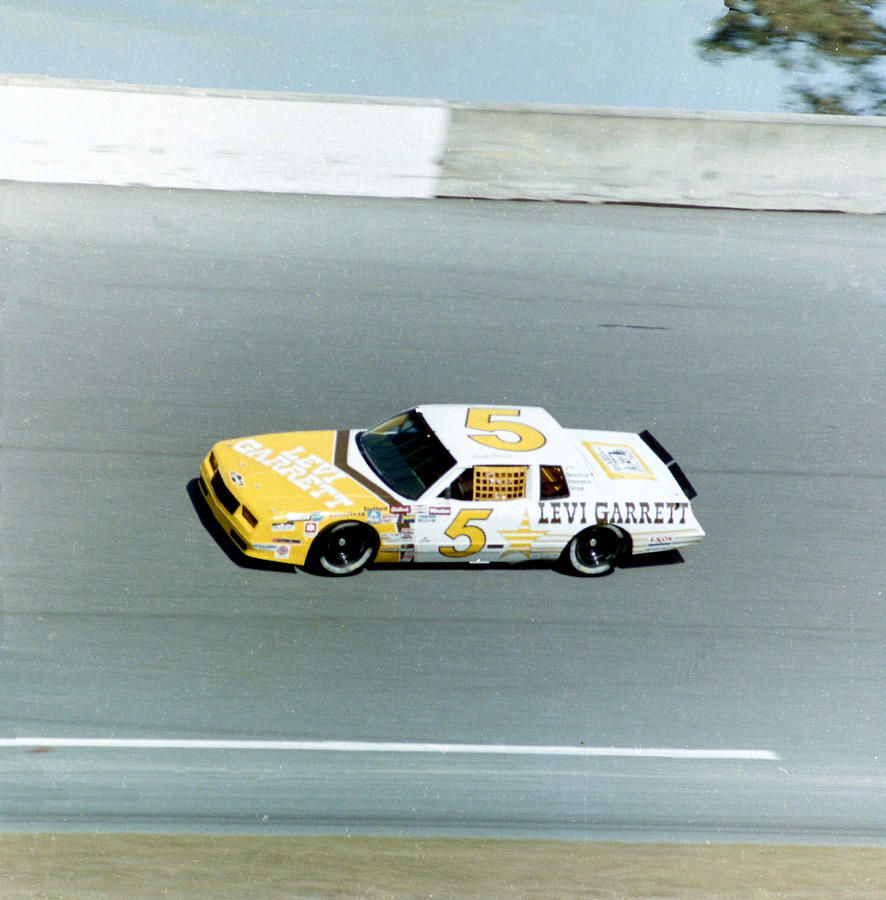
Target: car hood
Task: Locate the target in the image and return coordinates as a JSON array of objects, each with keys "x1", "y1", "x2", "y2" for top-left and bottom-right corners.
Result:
[{"x1": 212, "y1": 429, "x2": 390, "y2": 517}]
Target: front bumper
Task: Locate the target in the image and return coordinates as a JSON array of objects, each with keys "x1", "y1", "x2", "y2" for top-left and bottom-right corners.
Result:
[{"x1": 198, "y1": 451, "x2": 306, "y2": 566}]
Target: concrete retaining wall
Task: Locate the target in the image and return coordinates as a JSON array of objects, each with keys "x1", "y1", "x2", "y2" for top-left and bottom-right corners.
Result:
[
  {"x1": 440, "y1": 104, "x2": 886, "y2": 213},
  {"x1": 2, "y1": 76, "x2": 885, "y2": 212},
  {"x1": 0, "y1": 77, "x2": 448, "y2": 198}
]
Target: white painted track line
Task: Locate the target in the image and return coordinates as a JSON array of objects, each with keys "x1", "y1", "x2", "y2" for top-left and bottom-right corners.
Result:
[{"x1": 0, "y1": 738, "x2": 780, "y2": 760}]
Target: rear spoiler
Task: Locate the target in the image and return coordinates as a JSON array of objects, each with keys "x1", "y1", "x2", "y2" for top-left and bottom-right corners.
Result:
[{"x1": 639, "y1": 430, "x2": 698, "y2": 500}]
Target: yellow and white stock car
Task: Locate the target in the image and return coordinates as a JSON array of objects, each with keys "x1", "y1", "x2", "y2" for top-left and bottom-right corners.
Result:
[{"x1": 198, "y1": 405, "x2": 704, "y2": 576}]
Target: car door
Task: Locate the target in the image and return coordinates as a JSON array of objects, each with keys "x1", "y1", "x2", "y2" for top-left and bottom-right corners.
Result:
[{"x1": 413, "y1": 464, "x2": 530, "y2": 564}]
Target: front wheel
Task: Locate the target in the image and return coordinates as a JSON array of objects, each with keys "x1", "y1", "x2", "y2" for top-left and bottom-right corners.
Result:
[
  {"x1": 307, "y1": 521, "x2": 379, "y2": 576},
  {"x1": 563, "y1": 525, "x2": 625, "y2": 576}
]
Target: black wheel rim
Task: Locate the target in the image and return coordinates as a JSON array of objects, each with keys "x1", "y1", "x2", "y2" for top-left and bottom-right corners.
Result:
[
  {"x1": 320, "y1": 524, "x2": 373, "y2": 574},
  {"x1": 577, "y1": 527, "x2": 619, "y2": 568}
]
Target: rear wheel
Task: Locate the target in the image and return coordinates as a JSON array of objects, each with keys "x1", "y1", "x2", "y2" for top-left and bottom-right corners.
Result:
[
  {"x1": 564, "y1": 525, "x2": 625, "y2": 576},
  {"x1": 308, "y1": 521, "x2": 378, "y2": 576}
]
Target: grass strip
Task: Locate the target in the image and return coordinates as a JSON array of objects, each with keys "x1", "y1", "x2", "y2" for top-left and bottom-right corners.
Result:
[{"x1": 2, "y1": 835, "x2": 886, "y2": 898}]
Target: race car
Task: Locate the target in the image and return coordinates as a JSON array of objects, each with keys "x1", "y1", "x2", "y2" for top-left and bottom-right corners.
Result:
[{"x1": 197, "y1": 405, "x2": 704, "y2": 576}]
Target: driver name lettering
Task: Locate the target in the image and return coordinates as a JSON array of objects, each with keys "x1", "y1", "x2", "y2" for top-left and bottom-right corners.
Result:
[{"x1": 233, "y1": 439, "x2": 352, "y2": 508}]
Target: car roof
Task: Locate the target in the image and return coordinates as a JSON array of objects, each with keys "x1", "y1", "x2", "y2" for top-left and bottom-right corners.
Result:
[{"x1": 415, "y1": 404, "x2": 579, "y2": 467}]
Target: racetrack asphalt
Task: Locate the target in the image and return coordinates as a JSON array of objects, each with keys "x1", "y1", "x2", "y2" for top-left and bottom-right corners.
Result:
[{"x1": 1, "y1": 183, "x2": 885, "y2": 892}]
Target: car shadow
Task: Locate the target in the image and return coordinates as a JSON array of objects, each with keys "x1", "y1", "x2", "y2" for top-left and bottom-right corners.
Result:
[{"x1": 619, "y1": 548, "x2": 685, "y2": 570}]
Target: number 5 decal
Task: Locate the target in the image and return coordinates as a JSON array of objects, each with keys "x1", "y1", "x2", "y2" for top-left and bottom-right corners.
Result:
[
  {"x1": 465, "y1": 408, "x2": 546, "y2": 452},
  {"x1": 439, "y1": 508, "x2": 493, "y2": 558}
]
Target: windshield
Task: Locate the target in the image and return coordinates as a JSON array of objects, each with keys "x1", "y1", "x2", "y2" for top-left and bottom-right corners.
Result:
[{"x1": 356, "y1": 409, "x2": 456, "y2": 501}]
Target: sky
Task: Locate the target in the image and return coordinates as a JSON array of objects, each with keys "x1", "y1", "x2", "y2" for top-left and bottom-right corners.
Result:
[{"x1": 0, "y1": 1, "x2": 794, "y2": 113}]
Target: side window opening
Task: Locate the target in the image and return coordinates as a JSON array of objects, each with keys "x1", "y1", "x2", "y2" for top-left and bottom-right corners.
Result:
[
  {"x1": 439, "y1": 466, "x2": 528, "y2": 501},
  {"x1": 472, "y1": 466, "x2": 527, "y2": 501},
  {"x1": 539, "y1": 465, "x2": 569, "y2": 499}
]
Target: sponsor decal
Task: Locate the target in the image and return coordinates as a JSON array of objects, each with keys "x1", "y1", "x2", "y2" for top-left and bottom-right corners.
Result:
[
  {"x1": 537, "y1": 500, "x2": 689, "y2": 527},
  {"x1": 596, "y1": 500, "x2": 688, "y2": 526},
  {"x1": 304, "y1": 522, "x2": 318, "y2": 535},
  {"x1": 230, "y1": 471, "x2": 245, "y2": 487},
  {"x1": 271, "y1": 521, "x2": 297, "y2": 532},
  {"x1": 648, "y1": 534, "x2": 673, "y2": 547},
  {"x1": 253, "y1": 542, "x2": 278, "y2": 552},
  {"x1": 429, "y1": 506, "x2": 450, "y2": 516},
  {"x1": 367, "y1": 509, "x2": 383, "y2": 524},
  {"x1": 233, "y1": 439, "x2": 353, "y2": 509},
  {"x1": 274, "y1": 544, "x2": 291, "y2": 560},
  {"x1": 537, "y1": 501, "x2": 589, "y2": 526},
  {"x1": 390, "y1": 505, "x2": 411, "y2": 515},
  {"x1": 382, "y1": 509, "x2": 415, "y2": 545},
  {"x1": 584, "y1": 441, "x2": 655, "y2": 480}
]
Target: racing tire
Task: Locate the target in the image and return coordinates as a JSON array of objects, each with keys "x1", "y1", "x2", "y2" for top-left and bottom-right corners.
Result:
[
  {"x1": 563, "y1": 525, "x2": 625, "y2": 577},
  {"x1": 307, "y1": 521, "x2": 379, "y2": 576}
]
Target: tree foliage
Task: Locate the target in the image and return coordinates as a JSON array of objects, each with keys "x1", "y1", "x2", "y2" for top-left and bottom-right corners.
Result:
[{"x1": 698, "y1": 0, "x2": 886, "y2": 114}]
